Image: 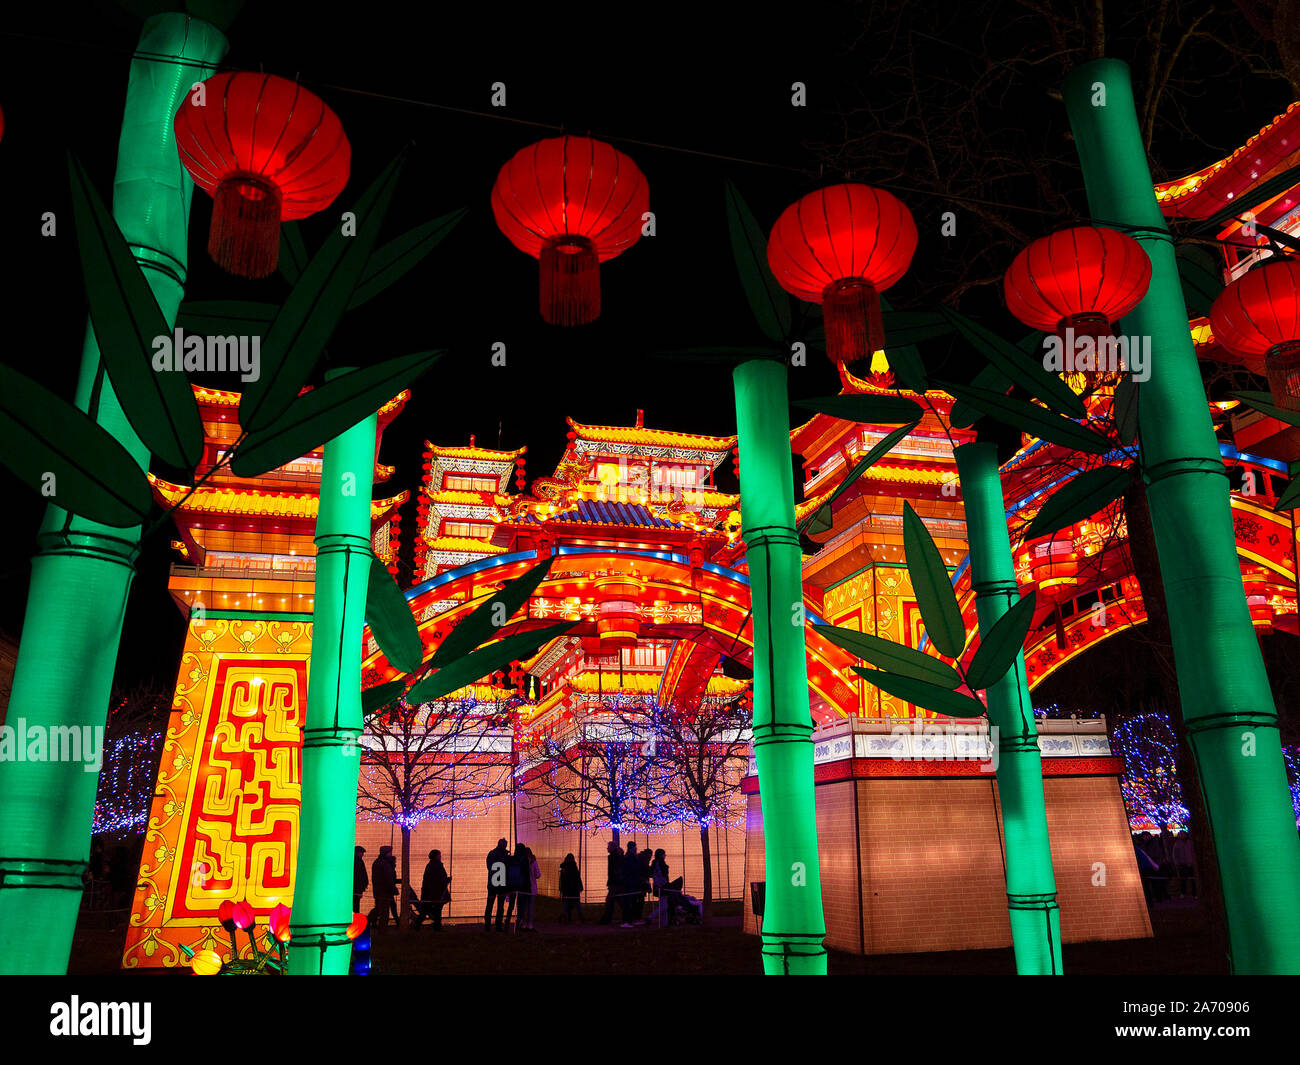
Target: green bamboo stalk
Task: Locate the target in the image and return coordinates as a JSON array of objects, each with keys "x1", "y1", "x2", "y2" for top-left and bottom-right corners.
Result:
[
  {"x1": 1065, "y1": 59, "x2": 1300, "y2": 973},
  {"x1": 732, "y1": 359, "x2": 827, "y2": 975},
  {"x1": 0, "y1": 13, "x2": 227, "y2": 974},
  {"x1": 288, "y1": 367, "x2": 376, "y2": 975},
  {"x1": 955, "y1": 441, "x2": 1062, "y2": 974}
]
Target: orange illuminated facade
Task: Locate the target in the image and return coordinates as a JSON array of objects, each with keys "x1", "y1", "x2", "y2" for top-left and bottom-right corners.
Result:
[{"x1": 124, "y1": 386, "x2": 408, "y2": 967}]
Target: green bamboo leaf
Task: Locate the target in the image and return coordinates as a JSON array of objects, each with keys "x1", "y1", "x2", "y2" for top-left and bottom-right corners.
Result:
[
  {"x1": 0, "y1": 364, "x2": 152, "y2": 527},
  {"x1": 1230, "y1": 391, "x2": 1300, "y2": 428},
  {"x1": 880, "y1": 309, "x2": 954, "y2": 347},
  {"x1": 902, "y1": 501, "x2": 965, "y2": 658},
  {"x1": 430, "y1": 557, "x2": 557, "y2": 667},
  {"x1": 348, "y1": 208, "x2": 467, "y2": 310},
  {"x1": 242, "y1": 153, "x2": 407, "y2": 433},
  {"x1": 965, "y1": 589, "x2": 1037, "y2": 691},
  {"x1": 858, "y1": 670, "x2": 987, "y2": 718},
  {"x1": 230, "y1": 351, "x2": 442, "y2": 477},
  {"x1": 881, "y1": 344, "x2": 929, "y2": 394},
  {"x1": 1024, "y1": 465, "x2": 1130, "y2": 540},
  {"x1": 365, "y1": 554, "x2": 423, "y2": 674},
  {"x1": 1113, "y1": 374, "x2": 1140, "y2": 444},
  {"x1": 939, "y1": 306, "x2": 1086, "y2": 418},
  {"x1": 724, "y1": 180, "x2": 792, "y2": 342},
  {"x1": 68, "y1": 153, "x2": 203, "y2": 468},
  {"x1": 793, "y1": 393, "x2": 924, "y2": 424},
  {"x1": 813, "y1": 623, "x2": 961, "y2": 688},
  {"x1": 1176, "y1": 245, "x2": 1224, "y2": 318},
  {"x1": 1273, "y1": 476, "x2": 1300, "y2": 512},
  {"x1": 950, "y1": 330, "x2": 1044, "y2": 428},
  {"x1": 798, "y1": 422, "x2": 918, "y2": 534},
  {"x1": 362, "y1": 679, "x2": 410, "y2": 719},
  {"x1": 941, "y1": 381, "x2": 1113, "y2": 454},
  {"x1": 175, "y1": 300, "x2": 277, "y2": 339},
  {"x1": 279, "y1": 221, "x2": 310, "y2": 284},
  {"x1": 949, "y1": 362, "x2": 1012, "y2": 428},
  {"x1": 877, "y1": 295, "x2": 930, "y2": 393},
  {"x1": 410, "y1": 622, "x2": 576, "y2": 704}
]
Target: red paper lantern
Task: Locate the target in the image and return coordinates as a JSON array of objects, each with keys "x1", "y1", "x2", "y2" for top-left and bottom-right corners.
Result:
[
  {"x1": 594, "y1": 574, "x2": 643, "y2": 651},
  {"x1": 491, "y1": 136, "x2": 649, "y2": 325},
  {"x1": 766, "y1": 184, "x2": 918, "y2": 365},
  {"x1": 174, "y1": 73, "x2": 351, "y2": 278},
  {"x1": 1209, "y1": 259, "x2": 1300, "y2": 412},
  {"x1": 1004, "y1": 226, "x2": 1151, "y2": 340}
]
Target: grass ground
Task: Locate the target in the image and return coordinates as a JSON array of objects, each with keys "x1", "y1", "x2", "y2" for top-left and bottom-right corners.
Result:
[{"x1": 69, "y1": 895, "x2": 1225, "y2": 975}]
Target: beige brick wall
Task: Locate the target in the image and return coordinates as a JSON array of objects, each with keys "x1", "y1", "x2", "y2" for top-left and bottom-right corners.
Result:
[
  {"x1": 1041, "y1": 776, "x2": 1153, "y2": 943},
  {"x1": 860, "y1": 778, "x2": 1012, "y2": 954},
  {"x1": 515, "y1": 804, "x2": 747, "y2": 908},
  {"x1": 354, "y1": 795, "x2": 513, "y2": 922},
  {"x1": 742, "y1": 772, "x2": 1151, "y2": 955}
]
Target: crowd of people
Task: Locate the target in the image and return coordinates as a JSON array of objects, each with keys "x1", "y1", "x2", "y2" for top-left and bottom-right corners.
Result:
[
  {"x1": 597, "y1": 840, "x2": 688, "y2": 927},
  {"x1": 1132, "y1": 829, "x2": 1197, "y2": 904},
  {"x1": 353, "y1": 838, "x2": 694, "y2": 931}
]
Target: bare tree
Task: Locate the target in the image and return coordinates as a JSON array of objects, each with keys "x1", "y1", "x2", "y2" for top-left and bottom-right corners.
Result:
[
  {"x1": 616, "y1": 695, "x2": 751, "y2": 925},
  {"x1": 808, "y1": 1, "x2": 1295, "y2": 309},
  {"x1": 516, "y1": 698, "x2": 664, "y2": 847},
  {"x1": 358, "y1": 696, "x2": 514, "y2": 929},
  {"x1": 93, "y1": 681, "x2": 172, "y2": 838}
]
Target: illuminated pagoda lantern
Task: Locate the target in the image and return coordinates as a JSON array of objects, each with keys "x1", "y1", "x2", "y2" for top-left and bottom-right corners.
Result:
[
  {"x1": 367, "y1": 410, "x2": 753, "y2": 903},
  {"x1": 738, "y1": 370, "x2": 1152, "y2": 957},
  {"x1": 121, "y1": 385, "x2": 408, "y2": 968},
  {"x1": 412, "y1": 435, "x2": 524, "y2": 585}
]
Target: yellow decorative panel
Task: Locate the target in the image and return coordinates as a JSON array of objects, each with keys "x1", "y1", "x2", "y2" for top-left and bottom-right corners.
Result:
[{"x1": 122, "y1": 617, "x2": 311, "y2": 968}]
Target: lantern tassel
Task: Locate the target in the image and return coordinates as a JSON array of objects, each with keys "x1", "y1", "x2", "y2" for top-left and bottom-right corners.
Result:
[
  {"x1": 1265, "y1": 341, "x2": 1300, "y2": 413},
  {"x1": 210, "y1": 173, "x2": 282, "y2": 279},
  {"x1": 822, "y1": 278, "x2": 884, "y2": 366},
  {"x1": 540, "y1": 235, "x2": 600, "y2": 326}
]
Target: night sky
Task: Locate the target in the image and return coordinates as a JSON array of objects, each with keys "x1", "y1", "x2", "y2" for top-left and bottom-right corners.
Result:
[{"x1": 0, "y1": 2, "x2": 1290, "y2": 692}]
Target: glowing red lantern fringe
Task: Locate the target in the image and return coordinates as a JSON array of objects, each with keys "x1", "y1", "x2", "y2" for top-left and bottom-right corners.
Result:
[
  {"x1": 174, "y1": 73, "x2": 351, "y2": 279},
  {"x1": 1210, "y1": 258, "x2": 1300, "y2": 412},
  {"x1": 491, "y1": 136, "x2": 649, "y2": 326},
  {"x1": 766, "y1": 184, "x2": 918, "y2": 365}
]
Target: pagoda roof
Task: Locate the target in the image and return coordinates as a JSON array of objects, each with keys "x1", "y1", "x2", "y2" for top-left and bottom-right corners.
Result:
[
  {"x1": 425, "y1": 439, "x2": 526, "y2": 462},
  {"x1": 149, "y1": 475, "x2": 407, "y2": 523},
  {"x1": 425, "y1": 488, "x2": 499, "y2": 506},
  {"x1": 567, "y1": 415, "x2": 736, "y2": 453},
  {"x1": 790, "y1": 373, "x2": 962, "y2": 457},
  {"x1": 194, "y1": 384, "x2": 409, "y2": 424},
  {"x1": 423, "y1": 536, "x2": 507, "y2": 555},
  {"x1": 518, "y1": 499, "x2": 691, "y2": 530},
  {"x1": 1154, "y1": 100, "x2": 1300, "y2": 218},
  {"x1": 555, "y1": 499, "x2": 684, "y2": 528}
]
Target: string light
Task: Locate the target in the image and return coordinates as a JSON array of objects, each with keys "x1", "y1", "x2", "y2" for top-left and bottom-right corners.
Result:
[{"x1": 1110, "y1": 711, "x2": 1191, "y2": 833}]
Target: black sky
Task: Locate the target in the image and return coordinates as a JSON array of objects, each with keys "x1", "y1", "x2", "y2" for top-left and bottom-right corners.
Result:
[{"x1": 0, "y1": 1, "x2": 1289, "y2": 691}]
